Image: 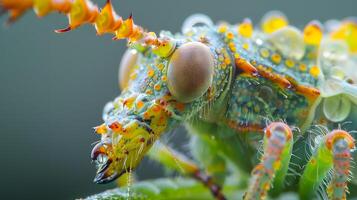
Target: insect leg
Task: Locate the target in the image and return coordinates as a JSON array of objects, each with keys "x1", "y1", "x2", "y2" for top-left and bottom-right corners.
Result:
[
  {"x1": 148, "y1": 142, "x2": 227, "y2": 200},
  {"x1": 299, "y1": 130, "x2": 355, "y2": 200},
  {"x1": 243, "y1": 122, "x2": 293, "y2": 200},
  {"x1": 190, "y1": 135, "x2": 227, "y2": 186}
]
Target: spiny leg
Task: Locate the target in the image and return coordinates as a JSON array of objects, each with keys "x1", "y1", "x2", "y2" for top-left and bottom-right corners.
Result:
[
  {"x1": 327, "y1": 136, "x2": 353, "y2": 200},
  {"x1": 299, "y1": 130, "x2": 355, "y2": 200},
  {"x1": 243, "y1": 122, "x2": 293, "y2": 200},
  {"x1": 148, "y1": 142, "x2": 227, "y2": 200}
]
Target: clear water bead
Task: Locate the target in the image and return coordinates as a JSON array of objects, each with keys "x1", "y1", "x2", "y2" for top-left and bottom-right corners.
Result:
[
  {"x1": 268, "y1": 26, "x2": 305, "y2": 60},
  {"x1": 323, "y1": 95, "x2": 351, "y2": 122},
  {"x1": 318, "y1": 39, "x2": 349, "y2": 79}
]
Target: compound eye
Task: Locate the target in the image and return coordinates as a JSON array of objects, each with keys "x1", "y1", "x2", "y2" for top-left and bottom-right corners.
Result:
[
  {"x1": 119, "y1": 49, "x2": 139, "y2": 90},
  {"x1": 167, "y1": 42, "x2": 214, "y2": 103}
]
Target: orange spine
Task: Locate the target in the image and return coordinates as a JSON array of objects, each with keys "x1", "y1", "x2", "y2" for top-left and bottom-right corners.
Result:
[{"x1": 0, "y1": 0, "x2": 163, "y2": 47}]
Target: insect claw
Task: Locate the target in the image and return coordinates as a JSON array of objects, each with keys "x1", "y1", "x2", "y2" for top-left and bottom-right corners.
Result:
[
  {"x1": 93, "y1": 171, "x2": 119, "y2": 184},
  {"x1": 91, "y1": 141, "x2": 112, "y2": 161},
  {"x1": 97, "y1": 158, "x2": 113, "y2": 174},
  {"x1": 54, "y1": 26, "x2": 72, "y2": 33}
]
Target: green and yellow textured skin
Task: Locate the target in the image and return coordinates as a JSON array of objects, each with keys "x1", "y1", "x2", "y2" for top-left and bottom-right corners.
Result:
[{"x1": 1, "y1": 1, "x2": 357, "y2": 199}]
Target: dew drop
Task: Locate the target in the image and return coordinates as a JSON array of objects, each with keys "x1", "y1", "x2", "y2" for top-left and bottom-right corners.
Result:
[{"x1": 323, "y1": 95, "x2": 351, "y2": 122}]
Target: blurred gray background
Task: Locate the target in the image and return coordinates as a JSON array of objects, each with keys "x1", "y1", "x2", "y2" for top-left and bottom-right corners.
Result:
[{"x1": 0, "y1": 0, "x2": 356, "y2": 199}]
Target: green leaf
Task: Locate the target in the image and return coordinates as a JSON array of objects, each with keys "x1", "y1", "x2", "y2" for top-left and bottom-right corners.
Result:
[{"x1": 84, "y1": 177, "x2": 243, "y2": 200}]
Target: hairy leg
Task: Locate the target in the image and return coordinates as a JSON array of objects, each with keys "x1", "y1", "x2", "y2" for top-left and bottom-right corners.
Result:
[
  {"x1": 299, "y1": 129, "x2": 355, "y2": 200},
  {"x1": 148, "y1": 142, "x2": 227, "y2": 200},
  {"x1": 243, "y1": 122, "x2": 294, "y2": 200}
]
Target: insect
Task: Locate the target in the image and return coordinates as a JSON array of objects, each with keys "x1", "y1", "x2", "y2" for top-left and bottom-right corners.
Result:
[{"x1": 1, "y1": 0, "x2": 357, "y2": 200}]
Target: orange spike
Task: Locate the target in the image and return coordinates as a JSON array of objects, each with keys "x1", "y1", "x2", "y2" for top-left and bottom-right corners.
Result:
[
  {"x1": 0, "y1": 0, "x2": 170, "y2": 55},
  {"x1": 235, "y1": 57, "x2": 258, "y2": 76},
  {"x1": 8, "y1": 9, "x2": 25, "y2": 23},
  {"x1": 55, "y1": 26, "x2": 72, "y2": 33},
  {"x1": 63, "y1": 0, "x2": 99, "y2": 31},
  {"x1": 115, "y1": 14, "x2": 134, "y2": 40},
  {"x1": 95, "y1": 0, "x2": 122, "y2": 35},
  {"x1": 129, "y1": 25, "x2": 144, "y2": 42}
]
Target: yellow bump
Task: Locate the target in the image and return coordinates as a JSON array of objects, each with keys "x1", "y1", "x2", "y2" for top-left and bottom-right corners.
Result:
[
  {"x1": 299, "y1": 63, "x2": 307, "y2": 71},
  {"x1": 285, "y1": 59, "x2": 295, "y2": 68},
  {"x1": 303, "y1": 20, "x2": 323, "y2": 45},
  {"x1": 161, "y1": 75, "x2": 167, "y2": 82},
  {"x1": 229, "y1": 42, "x2": 236, "y2": 52},
  {"x1": 147, "y1": 68, "x2": 155, "y2": 77},
  {"x1": 224, "y1": 57, "x2": 231, "y2": 65},
  {"x1": 229, "y1": 46, "x2": 236, "y2": 53},
  {"x1": 123, "y1": 96, "x2": 136, "y2": 108},
  {"x1": 260, "y1": 48, "x2": 270, "y2": 58},
  {"x1": 309, "y1": 65, "x2": 320, "y2": 78},
  {"x1": 271, "y1": 53, "x2": 282, "y2": 64},
  {"x1": 221, "y1": 64, "x2": 227, "y2": 70},
  {"x1": 261, "y1": 11, "x2": 288, "y2": 34},
  {"x1": 136, "y1": 100, "x2": 144, "y2": 109},
  {"x1": 230, "y1": 46, "x2": 236, "y2": 52},
  {"x1": 273, "y1": 160, "x2": 282, "y2": 170},
  {"x1": 238, "y1": 18, "x2": 253, "y2": 38},
  {"x1": 234, "y1": 53, "x2": 241, "y2": 59},
  {"x1": 95, "y1": 124, "x2": 107, "y2": 134},
  {"x1": 263, "y1": 182, "x2": 270, "y2": 191},
  {"x1": 218, "y1": 24, "x2": 228, "y2": 33},
  {"x1": 227, "y1": 32, "x2": 235, "y2": 40},
  {"x1": 331, "y1": 21, "x2": 357, "y2": 53},
  {"x1": 242, "y1": 43, "x2": 249, "y2": 50},
  {"x1": 152, "y1": 39, "x2": 176, "y2": 58},
  {"x1": 154, "y1": 84, "x2": 161, "y2": 91},
  {"x1": 145, "y1": 89, "x2": 153, "y2": 95},
  {"x1": 143, "y1": 111, "x2": 150, "y2": 119},
  {"x1": 157, "y1": 63, "x2": 165, "y2": 71}
]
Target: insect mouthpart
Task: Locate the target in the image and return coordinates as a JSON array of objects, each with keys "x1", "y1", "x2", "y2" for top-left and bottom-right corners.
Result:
[
  {"x1": 91, "y1": 105, "x2": 169, "y2": 184},
  {"x1": 91, "y1": 141, "x2": 120, "y2": 184}
]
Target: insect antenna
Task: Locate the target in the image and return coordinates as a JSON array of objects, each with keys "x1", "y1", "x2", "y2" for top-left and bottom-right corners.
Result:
[{"x1": 0, "y1": 0, "x2": 176, "y2": 57}]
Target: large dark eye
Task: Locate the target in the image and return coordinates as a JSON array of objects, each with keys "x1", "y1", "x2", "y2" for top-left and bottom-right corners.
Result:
[
  {"x1": 118, "y1": 49, "x2": 139, "y2": 90},
  {"x1": 167, "y1": 42, "x2": 214, "y2": 103}
]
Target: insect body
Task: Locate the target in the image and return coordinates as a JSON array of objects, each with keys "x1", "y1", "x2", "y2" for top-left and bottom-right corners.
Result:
[{"x1": 1, "y1": 1, "x2": 357, "y2": 199}]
